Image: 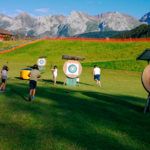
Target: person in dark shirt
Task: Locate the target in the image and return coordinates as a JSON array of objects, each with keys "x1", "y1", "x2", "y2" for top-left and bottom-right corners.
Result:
[
  {"x1": 0, "y1": 66, "x2": 9, "y2": 92},
  {"x1": 28, "y1": 64, "x2": 41, "y2": 101}
]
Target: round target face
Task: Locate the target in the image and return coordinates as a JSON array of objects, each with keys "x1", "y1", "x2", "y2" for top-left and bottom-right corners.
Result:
[
  {"x1": 63, "y1": 60, "x2": 82, "y2": 78},
  {"x1": 68, "y1": 64, "x2": 77, "y2": 73},
  {"x1": 37, "y1": 58, "x2": 46, "y2": 67},
  {"x1": 142, "y1": 64, "x2": 150, "y2": 93}
]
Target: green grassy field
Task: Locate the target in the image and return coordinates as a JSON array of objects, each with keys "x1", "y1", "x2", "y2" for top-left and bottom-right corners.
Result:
[
  {"x1": 0, "y1": 40, "x2": 27, "y2": 50},
  {"x1": 0, "y1": 40, "x2": 150, "y2": 150}
]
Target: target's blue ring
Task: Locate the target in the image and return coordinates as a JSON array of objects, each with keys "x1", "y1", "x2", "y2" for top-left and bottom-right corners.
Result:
[
  {"x1": 39, "y1": 60, "x2": 44, "y2": 64},
  {"x1": 68, "y1": 64, "x2": 77, "y2": 73}
]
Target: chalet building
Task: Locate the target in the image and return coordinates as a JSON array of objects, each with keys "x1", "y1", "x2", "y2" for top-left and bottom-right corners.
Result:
[
  {"x1": 18, "y1": 35, "x2": 38, "y2": 40},
  {"x1": 0, "y1": 29, "x2": 13, "y2": 41}
]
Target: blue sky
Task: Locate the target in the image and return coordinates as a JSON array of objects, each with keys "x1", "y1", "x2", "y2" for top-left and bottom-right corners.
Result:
[{"x1": 0, "y1": 0, "x2": 149, "y2": 18}]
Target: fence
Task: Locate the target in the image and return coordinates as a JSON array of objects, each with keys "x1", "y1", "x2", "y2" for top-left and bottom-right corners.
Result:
[{"x1": 43, "y1": 37, "x2": 150, "y2": 42}]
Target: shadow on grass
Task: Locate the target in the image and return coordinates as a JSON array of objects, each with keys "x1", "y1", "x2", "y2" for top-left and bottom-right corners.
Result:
[
  {"x1": 15, "y1": 77, "x2": 23, "y2": 80},
  {"x1": 26, "y1": 65, "x2": 33, "y2": 68},
  {"x1": 42, "y1": 79, "x2": 64, "y2": 85},
  {"x1": 42, "y1": 79, "x2": 93, "y2": 86},
  {"x1": 79, "y1": 82, "x2": 93, "y2": 86},
  {"x1": 1, "y1": 83, "x2": 150, "y2": 150}
]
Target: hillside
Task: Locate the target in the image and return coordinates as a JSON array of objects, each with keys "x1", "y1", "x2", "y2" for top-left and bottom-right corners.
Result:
[
  {"x1": 0, "y1": 40, "x2": 27, "y2": 49},
  {"x1": 74, "y1": 31, "x2": 123, "y2": 38},
  {"x1": 0, "y1": 39, "x2": 149, "y2": 72},
  {"x1": 113, "y1": 24, "x2": 150, "y2": 38}
]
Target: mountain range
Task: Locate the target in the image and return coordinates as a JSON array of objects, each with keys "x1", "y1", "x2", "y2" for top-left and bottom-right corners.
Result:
[{"x1": 0, "y1": 11, "x2": 149, "y2": 37}]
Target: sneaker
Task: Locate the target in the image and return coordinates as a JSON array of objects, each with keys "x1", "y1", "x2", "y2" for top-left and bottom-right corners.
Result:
[{"x1": 32, "y1": 96, "x2": 35, "y2": 100}]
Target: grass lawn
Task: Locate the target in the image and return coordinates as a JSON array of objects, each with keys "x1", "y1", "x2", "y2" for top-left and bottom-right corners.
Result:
[
  {"x1": 0, "y1": 40, "x2": 150, "y2": 150},
  {"x1": 0, "y1": 40, "x2": 27, "y2": 50}
]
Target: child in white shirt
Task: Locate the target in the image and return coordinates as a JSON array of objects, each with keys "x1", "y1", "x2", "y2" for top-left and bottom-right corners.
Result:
[
  {"x1": 51, "y1": 66, "x2": 57, "y2": 85},
  {"x1": 93, "y1": 65, "x2": 101, "y2": 87}
]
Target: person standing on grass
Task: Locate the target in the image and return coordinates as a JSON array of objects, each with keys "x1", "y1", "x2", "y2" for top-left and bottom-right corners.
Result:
[
  {"x1": 28, "y1": 64, "x2": 41, "y2": 101},
  {"x1": 0, "y1": 66, "x2": 9, "y2": 92},
  {"x1": 76, "y1": 77, "x2": 80, "y2": 86},
  {"x1": 51, "y1": 65, "x2": 57, "y2": 85},
  {"x1": 93, "y1": 64, "x2": 101, "y2": 87}
]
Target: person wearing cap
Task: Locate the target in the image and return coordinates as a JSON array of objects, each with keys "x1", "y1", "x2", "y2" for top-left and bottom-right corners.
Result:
[
  {"x1": 28, "y1": 64, "x2": 41, "y2": 101},
  {"x1": 93, "y1": 64, "x2": 101, "y2": 87}
]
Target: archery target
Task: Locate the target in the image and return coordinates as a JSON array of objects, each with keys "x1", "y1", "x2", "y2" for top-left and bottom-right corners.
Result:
[
  {"x1": 63, "y1": 60, "x2": 82, "y2": 78},
  {"x1": 142, "y1": 64, "x2": 150, "y2": 93},
  {"x1": 37, "y1": 58, "x2": 46, "y2": 67},
  {"x1": 67, "y1": 63, "x2": 79, "y2": 75}
]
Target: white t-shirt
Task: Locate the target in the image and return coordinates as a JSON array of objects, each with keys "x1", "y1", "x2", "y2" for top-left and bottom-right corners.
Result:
[
  {"x1": 2, "y1": 70, "x2": 7, "y2": 79},
  {"x1": 94, "y1": 67, "x2": 101, "y2": 75},
  {"x1": 53, "y1": 68, "x2": 57, "y2": 77}
]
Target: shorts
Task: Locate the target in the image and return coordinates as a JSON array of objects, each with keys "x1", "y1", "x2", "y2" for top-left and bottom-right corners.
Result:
[
  {"x1": 30, "y1": 80, "x2": 37, "y2": 89},
  {"x1": 2, "y1": 79, "x2": 6, "y2": 83},
  {"x1": 94, "y1": 74, "x2": 100, "y2": 81},
  {"x1": 53, "y1": 73, "x2": 57, "y2": 78},
  {"x1": 53, "y1": 75, "x2": 57, "y2": 78}
]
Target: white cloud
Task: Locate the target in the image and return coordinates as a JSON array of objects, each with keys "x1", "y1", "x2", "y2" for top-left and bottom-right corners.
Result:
[
  {"x1": 16, "y1": 9, "x2": 24, "y2": 13},
  {"x1": 7, "y1": 13, "x2": 18, "y2": 18},
  {"x1": 35, "y1": 8, "x2": 49, "y2": 13}
]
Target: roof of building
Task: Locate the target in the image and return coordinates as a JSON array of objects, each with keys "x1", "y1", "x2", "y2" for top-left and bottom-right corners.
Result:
[
  {"x1": 136, "y1": 49, "x2": 150, "y2": 61},
  {"x1": 0, "y1": 29, "x2": 13, "y2": 35}
]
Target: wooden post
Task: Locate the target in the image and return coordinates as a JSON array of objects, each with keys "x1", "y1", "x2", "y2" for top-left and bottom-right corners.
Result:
[{"x1": 144, "y1": 94, "x2": 150, "y2": 114}]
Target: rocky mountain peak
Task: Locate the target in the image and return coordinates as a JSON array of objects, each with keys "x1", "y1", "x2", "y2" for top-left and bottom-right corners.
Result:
[
  {"x1": 97, "y1": 11, "x2": 143, "y2": 31},
  {"x1": 68, "y1": 11, "x2": 87, "y2": 21},
  {"x1": 140, "y1": 12, "x2": 150, "y2": 24},
  {"x1": 15, "y1": 12, "x2": 33, "y2": 19},
  {"x1": 70, "y1": 10, "x2": 83, "y2": 16},
  {"x1": 63, "y1": 10, "x2": 93, "y2": 36}
]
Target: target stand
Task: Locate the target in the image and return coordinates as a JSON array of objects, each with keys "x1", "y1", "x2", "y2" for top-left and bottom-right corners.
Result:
[
  {"x1": 137, "y1": 49, "x2": 150, "y2": 114},
  {"x1": 62, "y1": 55, "x2": 85, "y2": 86},
  {"x1": 38, "y1": 66, "x2": 44, "y2": 71},
  {"x1": 66, "y1": 78, "x2": 77, "y2": 86},
  {"x1": 144, "y1": 93, "x2": 150, "y2": 114}
]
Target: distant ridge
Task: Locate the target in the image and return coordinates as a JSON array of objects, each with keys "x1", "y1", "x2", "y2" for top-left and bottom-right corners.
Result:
[
  {"x1": 112, "y1": 24, "x2": 150, "y2": 38},
  {"x1": 74, "y1": 31, "x2": 123, "y2": 38}
]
